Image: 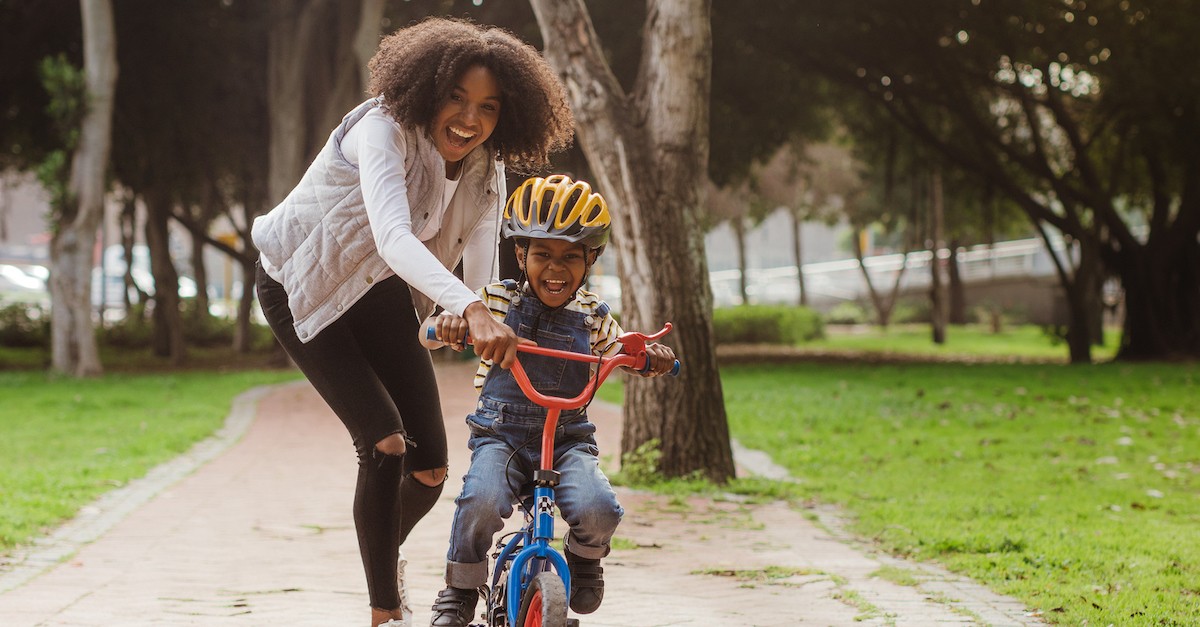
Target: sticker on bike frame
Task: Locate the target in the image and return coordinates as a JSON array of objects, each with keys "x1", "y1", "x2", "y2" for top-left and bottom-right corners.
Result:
[{"x1": 537, "y1": 495, "x2": 555, "y2": 516}]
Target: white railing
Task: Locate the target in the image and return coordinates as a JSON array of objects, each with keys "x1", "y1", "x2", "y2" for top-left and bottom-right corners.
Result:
[{"x1": 708, "y1": 236, "x2": 1069, "y2": 308}]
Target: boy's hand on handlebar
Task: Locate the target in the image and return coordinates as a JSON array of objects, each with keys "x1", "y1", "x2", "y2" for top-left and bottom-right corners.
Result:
[
  {"x1": 639, "y1": 343, "x2": 677, "y2": 377},
  {"x1": 433, "y1": 312, "x2": 470, "y2": 351},
  {"x1": 462, "y1": 301, "x2": 532, "y2": 369}
]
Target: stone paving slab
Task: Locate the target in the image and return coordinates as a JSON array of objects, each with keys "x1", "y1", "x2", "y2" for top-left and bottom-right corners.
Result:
[{"x1": 0, "y1": 361, "x2": 1044, "y2": 626}]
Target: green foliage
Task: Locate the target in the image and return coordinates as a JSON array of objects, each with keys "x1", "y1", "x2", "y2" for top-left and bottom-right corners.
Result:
[
  {"x1": 614, "y1": 438, "x2": 662, "y2": 486},
  {"x1": 39, "y1": 54, "x2": 87, "y2": 147},
  {"x1": 35, "y1": 53, "x2": 88, "y2": 223},
  {"x1": 98, "y1": 304, "x2": 152, "y2": 348},
  {"x1": 611, "y1": 437, "x2": 802, "y2": 500},
  {"x1": 890, "y1": 299, "x2": 931, "y2": 325},
  {"x1": 0, "y1": 303, "x2": 50, "y2": 348},
  {"x1": 34, "y1": 150, "x2": 70, "y2": 221},
  {"x1": 824, "y1": 301, "x2": 870, "y2": 325},
  {"x1": 98, "y1": 302, "x2": 276, "y2": 351},
  {"x1": 180, "y1": 300, "x2": 238, "y2": 348},
  {"x1": 712, "y1": 305, "x2": 824, "y2": 345}
]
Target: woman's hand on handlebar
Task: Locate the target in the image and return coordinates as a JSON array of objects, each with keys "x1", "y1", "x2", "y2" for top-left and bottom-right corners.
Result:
[
  {"x1": 462, "y1": 301, "x2": 532, "y2": 369},
  {"x1": 637, "y1": 342, "x2": 677, "y2": 377}
]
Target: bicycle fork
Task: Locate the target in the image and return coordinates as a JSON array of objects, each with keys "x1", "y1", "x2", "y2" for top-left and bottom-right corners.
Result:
[{"x1": 504, "y1": 407, "x2": 572, "y2": 625}]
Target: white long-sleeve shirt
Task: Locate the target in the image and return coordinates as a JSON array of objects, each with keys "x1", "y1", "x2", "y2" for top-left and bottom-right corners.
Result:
[{"x1": 340, "y1": 108, "x2": 495, "y2": 312}]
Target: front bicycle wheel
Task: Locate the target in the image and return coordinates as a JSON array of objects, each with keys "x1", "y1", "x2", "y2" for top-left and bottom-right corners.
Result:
[{"x1": 516, "y1": 571, "x2": 568, "y2": 627}]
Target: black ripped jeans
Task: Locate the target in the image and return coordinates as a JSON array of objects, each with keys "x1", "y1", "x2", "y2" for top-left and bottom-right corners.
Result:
[{"x1": 256, "y1": 263, "x2": 447, "y2": 610}]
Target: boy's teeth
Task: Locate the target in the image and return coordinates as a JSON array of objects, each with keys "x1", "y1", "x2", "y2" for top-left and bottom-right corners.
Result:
[{"x1": 450, "y1": 126, "x2": 474, "y2": 139}]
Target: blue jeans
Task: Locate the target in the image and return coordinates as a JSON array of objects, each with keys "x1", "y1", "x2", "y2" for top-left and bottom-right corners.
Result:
[{"x1": 444, "y1": 398, "x2": 623, "y2": 589}]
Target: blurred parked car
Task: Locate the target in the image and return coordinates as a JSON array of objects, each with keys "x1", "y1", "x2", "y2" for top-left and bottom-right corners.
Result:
[{"x1": 0, "y1": 263, "x2": 49, "y2": 307}]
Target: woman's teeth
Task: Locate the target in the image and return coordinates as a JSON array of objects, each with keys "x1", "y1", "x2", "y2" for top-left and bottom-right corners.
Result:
[{"x1": 449, "y1": 126, "x2": 474, "y2": 145}]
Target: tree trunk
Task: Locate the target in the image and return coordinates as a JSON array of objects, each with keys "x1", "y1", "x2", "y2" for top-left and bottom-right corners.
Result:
[
  {"x1": 1032, "y1": 222, "x2": 1095, "y2": 363},
  {"x1": 190, "y1": 228, "x2": 209, "y2": 320},
  {"x1": 791, "y1": 209, "x2": 807, "y2": 306},
  {"x1": 267, "y1": 0, "x2": 379, "y2": 205},
  {"x1": 531, "y1": 0, "x2": 735, "y2": 482},
  {"x1": 732, "y1": 217, "x2": 748, "y2": 305},
  {"x1": 119, "y1": 196, "x2": 138, "y2": 314},
  {"x1": 144, "y1": 192, "x2": 185, "y2": 363},
  {"x1": 49, "y1": 0, "x2": 117, "y2": 377},
  {"x1": 1116, "y1": 240, "x2": 1200, "y2": 359},
  {"x1": 929, "y1": 168, "x2": 947, "y2": 344},
  {"x1": 49, "y1": 226, "x2": 103, "y2": 376},
  {"x1": 234, "y1": 189, "x2": 264, "y2": 353},
  {"x1": 235, "y1": 256, "x2": 256, "y2": 352},
  {"x1": 947, "y1": 238, "x2": 966, "y2": 324},
  {"x1": 1063, "y1": 244, "x2": 1102, "y2": 364},
  {"x1": 853, "y1": 227, "x2": 905, "y2": 328}
]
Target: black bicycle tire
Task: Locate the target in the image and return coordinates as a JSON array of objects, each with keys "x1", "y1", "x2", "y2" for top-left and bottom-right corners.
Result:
[{"x1": 516, "y1": 571, "x2": 568, "y2": 627}]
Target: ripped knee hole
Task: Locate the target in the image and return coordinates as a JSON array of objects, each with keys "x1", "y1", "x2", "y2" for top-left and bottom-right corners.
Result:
[{"x1": 412, "y1": 467, "x2": 448, "y2": 487}]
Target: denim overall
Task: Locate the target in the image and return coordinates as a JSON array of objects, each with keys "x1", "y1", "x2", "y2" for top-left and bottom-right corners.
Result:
[{"x1": 444, "y1": 282, "x2": 624, "y2": 589}]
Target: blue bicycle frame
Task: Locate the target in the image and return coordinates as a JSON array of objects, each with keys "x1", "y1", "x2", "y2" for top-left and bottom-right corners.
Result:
[{"x1": 495, "y1": 483, "x2": 572, "y2": 625}]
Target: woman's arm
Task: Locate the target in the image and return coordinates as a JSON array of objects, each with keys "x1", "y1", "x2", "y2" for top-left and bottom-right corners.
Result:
[{"x1": 352, "y1": 110, "x2": 481, "y2": 316}]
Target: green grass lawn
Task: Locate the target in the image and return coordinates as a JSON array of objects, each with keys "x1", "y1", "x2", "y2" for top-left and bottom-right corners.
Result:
[
  {"x1": 597, "y1": 325, "x2": 1197, "y2": 624},
  {"x1": 0, "y1": 368, "x2": 301, "y2": 552},
  {"x1": 721, "y1": 361, "x2": 1198, "y2": 625}
]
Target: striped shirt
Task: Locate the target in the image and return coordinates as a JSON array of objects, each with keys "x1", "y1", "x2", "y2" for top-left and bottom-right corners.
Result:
[{"x1": 473, "y1": 282, "x2": 624, "y2": 390}]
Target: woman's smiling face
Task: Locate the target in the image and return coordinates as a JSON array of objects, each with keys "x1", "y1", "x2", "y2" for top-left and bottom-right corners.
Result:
[
  {"x1": 519, "y1": 238, "x2": 594, "y2": 308},
  {"x1": 431, "y1": 65, "x2": 501, "y2": 171}
]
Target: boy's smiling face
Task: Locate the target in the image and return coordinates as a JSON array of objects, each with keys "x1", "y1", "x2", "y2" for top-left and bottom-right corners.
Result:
[{"x1": 518, "y1": 238, "x2": 595, "y2": 308}]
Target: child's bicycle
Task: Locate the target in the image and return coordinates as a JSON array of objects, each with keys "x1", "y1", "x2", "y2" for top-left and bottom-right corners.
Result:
[{"x1": 426, "y1": 322, "x2": 679, "y2": 627}]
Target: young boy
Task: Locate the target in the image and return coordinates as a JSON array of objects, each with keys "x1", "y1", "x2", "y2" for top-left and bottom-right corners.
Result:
[{"x1": 425, "y1": 175, "x2": 677, "y2": 627}]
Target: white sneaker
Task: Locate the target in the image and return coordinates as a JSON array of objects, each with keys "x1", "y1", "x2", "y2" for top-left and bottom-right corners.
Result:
[{"x1": 394, "y1": 550, "x2": 414, "y2": 627}]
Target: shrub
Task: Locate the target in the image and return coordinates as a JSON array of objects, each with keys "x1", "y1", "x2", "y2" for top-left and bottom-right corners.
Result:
[
  {"x1": 891, "y1": 298, "x2": 931, "y2": 324},
  {"x1": 615, "y1": 438, "x2": 662, "y2": 486},
  {"x1": 100, "y1": 303, "x2": 153, "y2": 348},
  {"x1": 712, "y1": 305, "x2": 824, "y2": 345},
  {"x1": 824, "y1": 301, "x2": 870, "y2": 325},
  {"x1": 181, "y1": 299, "x2": 235, "y2": 348},
  {"x1": 101, "y1": 300, "x2": 278, "y2": 350},
  {"x1": 0, "y1": 303, "x2": 50, "y2": 348}
]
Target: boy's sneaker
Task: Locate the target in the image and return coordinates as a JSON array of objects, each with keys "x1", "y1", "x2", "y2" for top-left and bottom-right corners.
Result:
[
  {"x1": 566, "y1": 551, "x2": 604, "y2": 614},
  {"x1": 429, "y1": 586, "x2": 478, "y2": 627}
]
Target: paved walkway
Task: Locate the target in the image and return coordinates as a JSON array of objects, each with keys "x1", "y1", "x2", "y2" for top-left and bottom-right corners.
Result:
[{"x1": 0, "y1": 361, "x2": 1043, "y2": 626}]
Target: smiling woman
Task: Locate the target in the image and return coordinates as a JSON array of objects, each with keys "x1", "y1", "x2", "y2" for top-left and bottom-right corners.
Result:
[{"x1": 247, "y1": 16, "x2": 574, "y2": 627}]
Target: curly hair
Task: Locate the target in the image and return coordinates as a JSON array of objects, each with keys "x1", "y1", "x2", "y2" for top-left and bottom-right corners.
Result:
[{"x1": 367, "y1": 17, "x2": 574, "y2": 175}]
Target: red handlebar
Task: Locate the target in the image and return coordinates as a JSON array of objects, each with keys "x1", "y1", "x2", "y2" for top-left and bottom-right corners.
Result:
[
  {"x1": 509, "y1": 323, "x2": 673, "y2": 469},
  {"x1": 508, "y1": 322, "x2": 673, "y2": 412},
  {"x1": 424, "y1": 321, "x2": 676, "y2": 471}
]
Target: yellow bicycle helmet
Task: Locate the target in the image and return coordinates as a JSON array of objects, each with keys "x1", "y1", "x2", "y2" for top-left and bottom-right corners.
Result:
[{"x1": 503, "y1": 175, "x2": 611, "y2": 251}]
